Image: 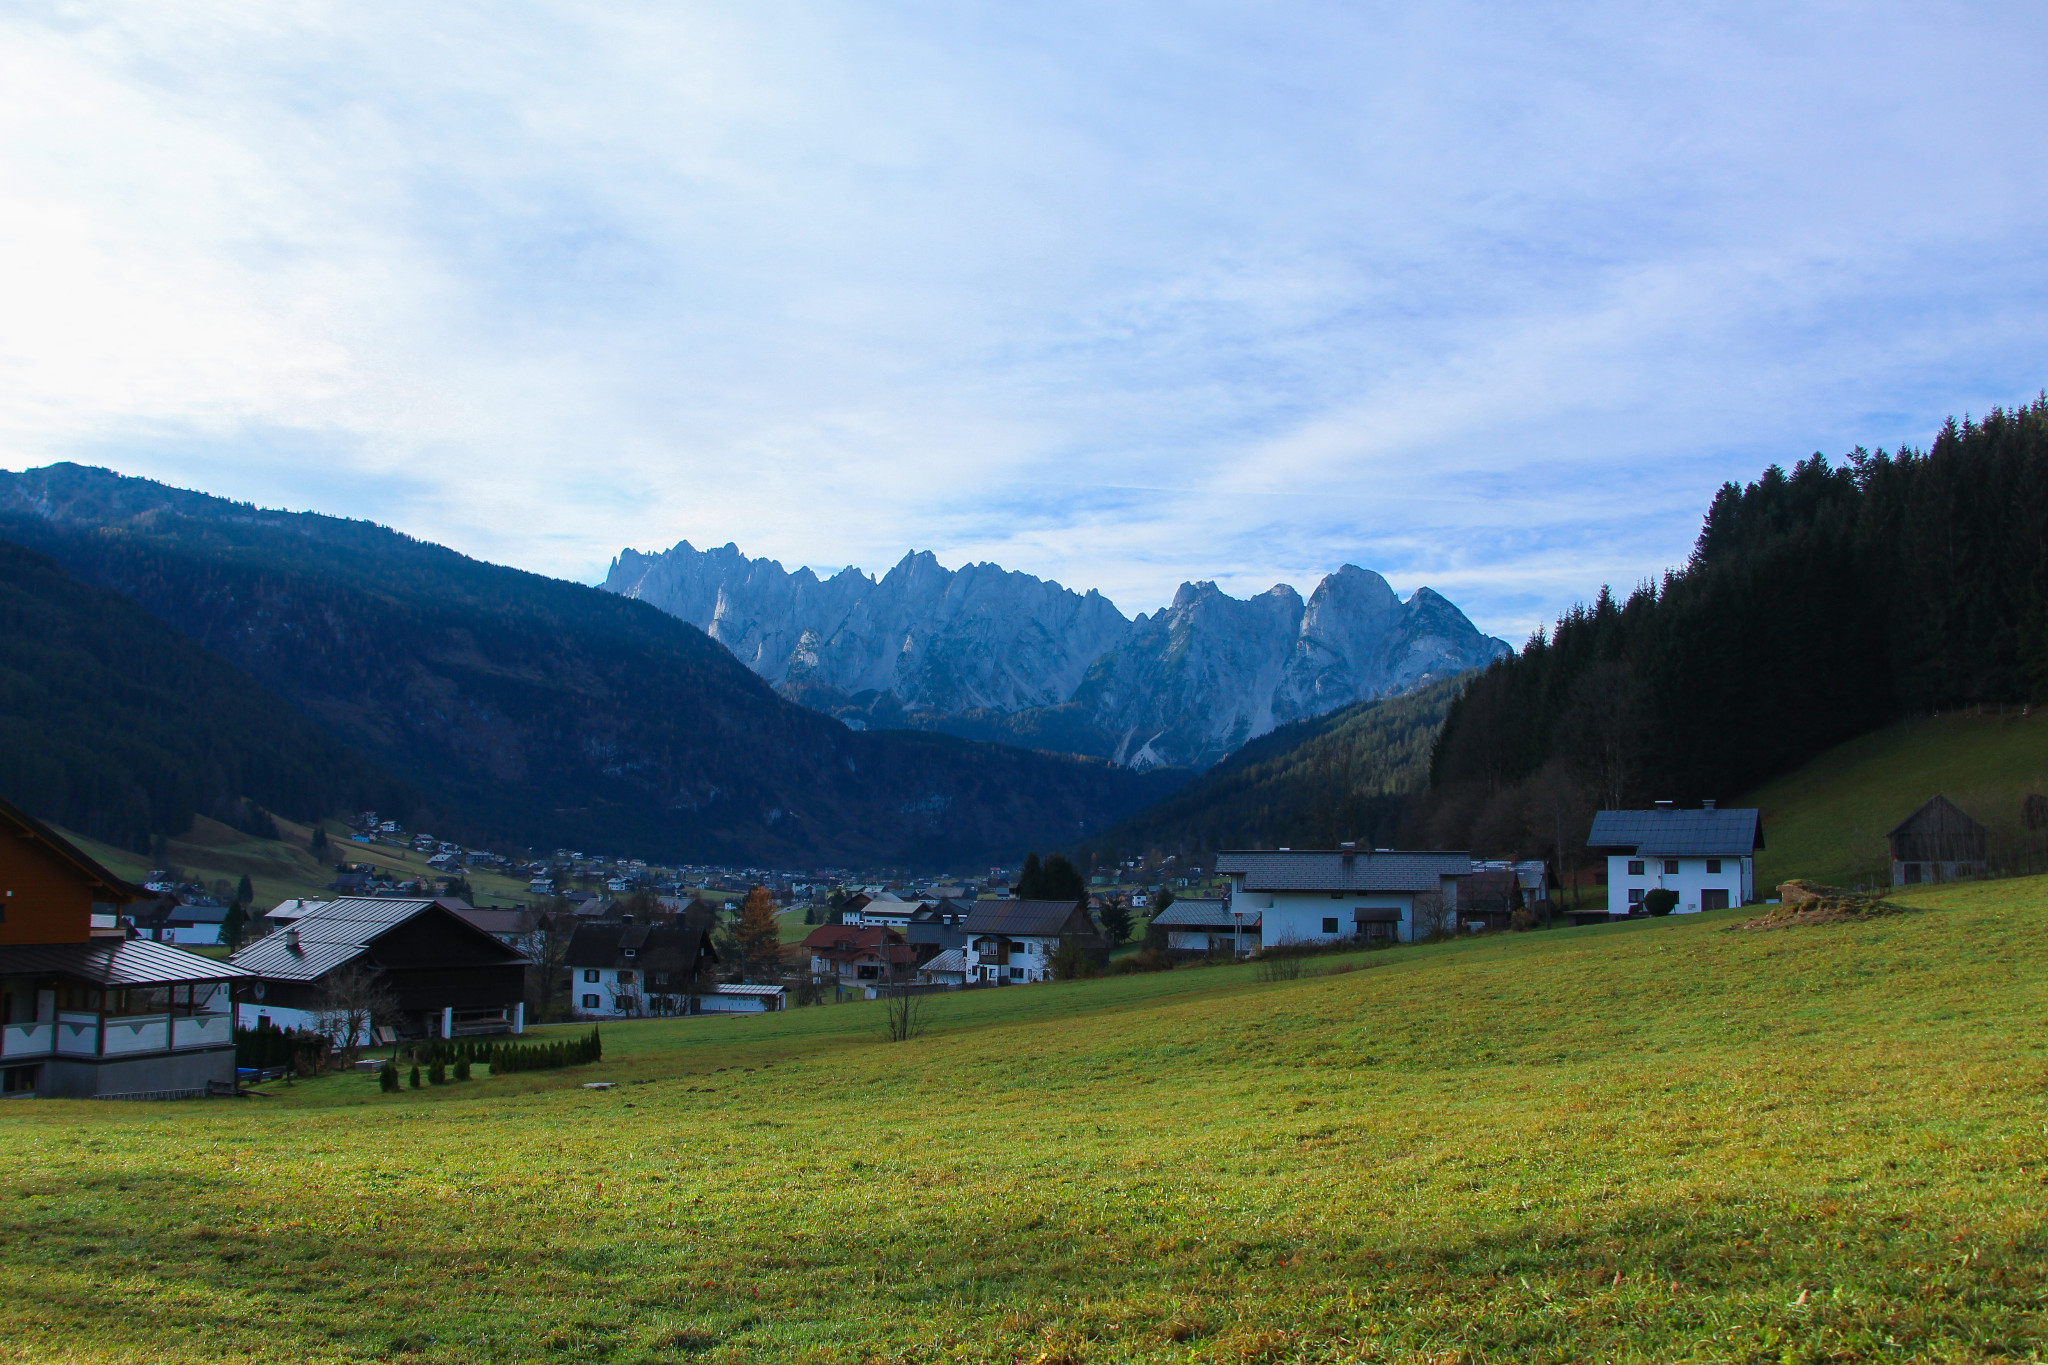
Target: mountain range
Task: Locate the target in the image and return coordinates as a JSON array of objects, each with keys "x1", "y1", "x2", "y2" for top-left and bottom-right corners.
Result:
[
  {"x1": 604, "y1": 542, "x2": 1510, "y2": 769},
  {"x1": 0, "y1": 465, "x2": 1185, "y2": 865}
]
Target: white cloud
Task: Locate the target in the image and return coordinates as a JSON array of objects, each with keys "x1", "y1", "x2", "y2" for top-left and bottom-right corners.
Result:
[{"x1": 1, "y1": 1, "x2": 2045, "y2": 640}]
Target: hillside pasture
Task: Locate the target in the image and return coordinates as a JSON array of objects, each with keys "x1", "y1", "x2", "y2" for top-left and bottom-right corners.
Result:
[
  {"x1": 1743, "y1": 709, "x2": 2048, "y2": 889},
  {"x1": 1, "y1": 880, "x2": 2044, "y2": 1362}
]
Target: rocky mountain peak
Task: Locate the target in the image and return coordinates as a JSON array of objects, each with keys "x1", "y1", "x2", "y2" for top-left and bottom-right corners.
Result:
[{"x1": 603, "y1": 541, "x2": 1509, "y2": 769}]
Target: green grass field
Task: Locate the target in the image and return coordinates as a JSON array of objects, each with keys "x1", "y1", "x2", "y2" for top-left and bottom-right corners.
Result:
[
  {"x1": 1741, "y1": 710, "x2": 2048, "y2": 889},
  {"x1": 3, "y1": 876, "x2": 2044, "y2": 1362}
]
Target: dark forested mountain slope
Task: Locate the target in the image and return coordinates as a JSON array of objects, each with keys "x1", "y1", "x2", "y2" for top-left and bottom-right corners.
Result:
[
  {"x1": 0, "y1": 465, "x2": 1185, "y2": 865},
  {"x1": 1425, "y1": 395, "x2": 2048, "y2": 856},
  {"x1": 0, "y1": 539, "x2": 418, "y2": 851},
  {"x1": 1083, "y1": 674, "x2": 1467, "y2": 859}
]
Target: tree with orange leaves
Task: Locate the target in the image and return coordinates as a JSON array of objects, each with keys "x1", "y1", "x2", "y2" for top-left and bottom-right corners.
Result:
[{"x1": 731, "y1": 885, "x2": 786, "y2": 982}]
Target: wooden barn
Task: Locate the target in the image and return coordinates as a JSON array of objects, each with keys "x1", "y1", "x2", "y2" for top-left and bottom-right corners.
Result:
[{"x1": 1888, "y1": 796, "x2": 1988, "y2": 886}]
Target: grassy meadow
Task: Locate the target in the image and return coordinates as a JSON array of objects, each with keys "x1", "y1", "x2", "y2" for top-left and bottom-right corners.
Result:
[
  {"x1": 3, "y1": 877, "x2": 2046, "y2": 1362},
  {"x1": 1742, "y1": 710, "x2": 2048, "y2": 889}
]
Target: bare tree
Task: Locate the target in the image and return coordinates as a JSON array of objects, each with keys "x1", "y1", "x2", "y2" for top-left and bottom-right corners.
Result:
[
  {"x1": 1411, "y1": 891, "x2": 1457, "y2": 941},
  {"x1": 314, "y1": 965, "x2": 399, "y2": 1069},
  {"x1": 881, "y1": 984, "x2": 924, "y2": 1042},
  {"x1": 525, "y1": 899, "x2": 579, "y2": 1023}
]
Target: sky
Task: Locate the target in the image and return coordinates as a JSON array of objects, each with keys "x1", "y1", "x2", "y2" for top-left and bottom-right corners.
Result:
[{"x1": 2, "y1": 2, "x2": 2045, "y2": 642}]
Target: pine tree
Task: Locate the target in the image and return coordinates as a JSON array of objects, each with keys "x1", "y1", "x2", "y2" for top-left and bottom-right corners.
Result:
[
  {"x1": 380, "y1": 1060, "x2": 399, "y2": 1092},
  {"x1": 221, "y1": 901, "x2": 248, "y2": 950},
  {"x1": 310, "y1": 825, "x2": 328, "y2": 857},
  {"x1": 454, "y1": 1057, "x2": 470, "y2": 1081},
  {"x1": 732, "y1": 886, "x2": 784, "y2": 982},
  {"x1": 236, "y1": 874, "x2": 254, "y2": 907}
]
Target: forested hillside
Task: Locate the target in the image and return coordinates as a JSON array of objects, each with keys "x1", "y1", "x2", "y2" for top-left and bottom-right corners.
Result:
[
  {"x1": 0, "y1": 465, "x2": 1185, "y2": 865},
  {"x1": 0, "y1": 540, "x2": 417, "y2": 852},
  {"x1": 1425, "y1": 395, "x2": 2048, "y2": 858},
  {"x1": 1085, "y1": 675, "x2": 1464, "y2": 858}
]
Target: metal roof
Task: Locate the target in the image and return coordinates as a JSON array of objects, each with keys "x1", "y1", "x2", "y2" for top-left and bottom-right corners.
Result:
[
  {"x1": 1586, "y1": 808, "x2": 1763, "y2": 856},
  {"x1": 920, "y1": 948, "x2": 970, "y2": 974},
  {"x1": 0, "y1": 937, "x2": 250, "y2": 986},
  {"x1": 230, "y1": 897, "x2": 518, "y2": 982},
  {"x1": 1215, "y1": 850, "x2": 1471, "y2": 892},
  {"x1": 962, "y1": 899, "x2": 1092, "y2": 938},
  {"x1": 1148, "y1": 899, "x2": 1259, "y2": 929}
]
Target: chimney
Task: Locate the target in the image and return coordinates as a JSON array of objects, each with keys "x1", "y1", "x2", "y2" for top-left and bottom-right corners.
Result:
[
  {"x1": 1701, "y1": 799, "x2": 1717, "y2": 811},
  {"x1": 285, "y1": 927, "x2": 301, "y2": 953},
  {"x1": 1654, "y1": 800, "x2": 1676, "y2": 811},
  {"x1": 1339, "y1": 841, "x2": 1357, "y2": 851}
]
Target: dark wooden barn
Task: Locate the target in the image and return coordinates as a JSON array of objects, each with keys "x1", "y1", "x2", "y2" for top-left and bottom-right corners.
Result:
[{"x1": 1887, "y1": 796, "x2": 1989, "y2": 886}]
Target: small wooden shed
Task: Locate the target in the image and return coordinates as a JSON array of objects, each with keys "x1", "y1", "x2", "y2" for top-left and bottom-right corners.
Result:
[{"x1": 1888, "y1": 796, "x2": 1988, "y2": 886}]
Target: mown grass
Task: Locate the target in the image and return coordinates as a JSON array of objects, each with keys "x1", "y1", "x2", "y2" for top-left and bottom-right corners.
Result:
[
  {"x1": 1743, "y1": 710, "x2": 2048, "y2": 888},
  {"x1": 2, "y1": 879, "x2": 2045, "y2": 1363}
]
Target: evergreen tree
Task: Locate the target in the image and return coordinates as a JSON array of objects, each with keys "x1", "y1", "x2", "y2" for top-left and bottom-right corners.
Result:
[
  {"x1": 1098, "y1": 899, "x2": 1133, "y2": 948},
  {"x1": 1016, "y1": 852, "x2": 1044, "y2": 898},
  {"x1": 236, "y1": 873, "x2": 254, "y2": 907},
  {"x1": 221, "y1": 900, "x2": 248, "y2": 950},
  {"x1": 310, "y1": 825, "x2": 328, "y2": 857},
  {"x1": 379, "y1": 1060, "x2": 399, "y2": 1092},
  {"x1": 409, "y1": 1064, "x2": 422, "y2": 1088}
]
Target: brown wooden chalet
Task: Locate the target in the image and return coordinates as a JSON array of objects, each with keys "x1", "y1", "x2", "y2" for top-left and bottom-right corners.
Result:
[
  {"x1": 229, "y1": 897, "x2": 529, "y2": 1040},
  {"x1": 1888, "y1": 796, "x2": 1989, "y2": 886},
  {"x1": 0, "y1": 792, "x2": 249, "y2": 1098},
  {"x1": 802, "y1": 924, "x2": 915, "y2": 984}
]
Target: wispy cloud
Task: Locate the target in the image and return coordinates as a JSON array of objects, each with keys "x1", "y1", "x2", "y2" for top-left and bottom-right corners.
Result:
[{"x1": 2, "y1": 2, "x2": 2044, "y2": 638}]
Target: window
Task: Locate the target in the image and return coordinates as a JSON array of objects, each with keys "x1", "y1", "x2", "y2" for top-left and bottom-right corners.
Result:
[
  {"x1": 1321, "y1": 917, "x2": 1340, "y2": 934},
  {"x1": 616, "y1": 971, "x2": 634, "y2": 984},
  {"x1": 1009, "y1": 966, "x2": 1025, "y2": 979},
  {"x1": 1706, "y1": 859, "x2": 1722, "y2": 874},
  {"x1": 1628, "y1": 888, "x2": 1644, "y2": 905},
  {"x1": 581, "y1": 994, "x2": 600, "y2": 1008},
  {"x1": 1664, "y1": 859, "x2": 1680, "y2": 875},
  {"x1": 583, "y1": 970, "x2": 598, "y2": 983},
  {"x1": 622, "y1": 948, "x2": 636, "y2": 958},
  {"x1": 1627, "y1": 860, "x2": 1645, "y2": 876}
]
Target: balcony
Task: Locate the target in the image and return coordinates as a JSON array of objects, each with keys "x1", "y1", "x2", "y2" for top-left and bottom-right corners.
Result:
[{"x1": 0, "y1": 1012, "x2": 233, "y2": 1060}]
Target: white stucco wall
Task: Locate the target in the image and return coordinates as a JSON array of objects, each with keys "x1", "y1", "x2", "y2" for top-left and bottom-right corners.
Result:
[{"x1": 1605, "y1": 855, "x2": 1753, "y2": 916}]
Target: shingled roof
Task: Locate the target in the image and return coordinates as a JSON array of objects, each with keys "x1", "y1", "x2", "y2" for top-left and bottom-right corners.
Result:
[
  {"x1": 1215, "y1": 849, "x2": 1470, "y2": 892},
  {"x1": 961, "y1": 899, "x2": 1096, "y2": 938},
  {"x1": 1586, "y1": 807, "x2": 1763, "y2": 856}
]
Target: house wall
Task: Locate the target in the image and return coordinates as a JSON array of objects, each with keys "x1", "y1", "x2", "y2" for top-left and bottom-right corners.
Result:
[
  {"x1": 0, "y1": 831, "x2": 97, "y2": 945},
  {"x1": 1230, "y1": 885, "x2": 1432, "y2": 944},
  {"x1": 235, "y1": 1001, "x2": 376, "y2": 1046},
  {"x1": 965, "y1": 934, "x2": 1058, "y2": 983},
  {"x1": 39, "y1": 1045, "x2": 235, "y2": 1099},
  {"x1": 1605, "y1": 855, "x2": 1753, "y2": 916},
  {"x1": 571, "y1": 966, "x2": 640, "y2": 1017}
]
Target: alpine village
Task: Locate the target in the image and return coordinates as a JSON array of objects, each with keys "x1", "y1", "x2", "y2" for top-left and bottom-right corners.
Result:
[{"x1": 4, "y1": 12, "x2": 2048, "y2": 1362}]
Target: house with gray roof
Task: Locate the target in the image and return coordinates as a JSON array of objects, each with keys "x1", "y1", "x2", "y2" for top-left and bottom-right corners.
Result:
[
  {"x1": 229, "y1": 897, "x2": 530, "y2": 1041},
  {"x1": 1585, "y1": 801, "x2": 1762, "y2": 919},
  {"x1": 960, "y1": 899, "x2": 1099, "y2": 984},
  {"x1": 1147, "y1": 898, "x2": 1260, "y2": 956},
  {"x1": 1215, "y1": 845, "x2": 1472, "y2": 945}
]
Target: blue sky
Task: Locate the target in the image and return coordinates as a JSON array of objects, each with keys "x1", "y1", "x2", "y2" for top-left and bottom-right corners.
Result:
[{"x1": 1, "y1": 2, "x2": 2044, "y2": 641}]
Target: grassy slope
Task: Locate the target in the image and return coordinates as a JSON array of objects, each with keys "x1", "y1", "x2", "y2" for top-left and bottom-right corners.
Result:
[
  {"x1": 2, "y1": 878, "x2": 2044, "y2": 1362},
  {"x1": 58, "y1": 817, "x2": 539, "y2": 911},
  {"x1": 1742, "y1": 710, "x2": 2048, "y2": 888}
]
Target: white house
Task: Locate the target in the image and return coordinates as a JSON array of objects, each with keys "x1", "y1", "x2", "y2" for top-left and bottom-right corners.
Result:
[
  {"x1": 1148, "y1": 898, "x2": 1260, "y2": 956},
  {"x1": 1586, "y1": 801, "x2": 1761, "y2": 917},
  {"x1": 1215, "y1": 846, "x2": 1472, "y2": 945},
  {"x1": 960, "y1": 900, "x2": 1099, "y2": 984},
  {"x1": 564, "y1": 921, "x2": 716, "y2": 1018}
]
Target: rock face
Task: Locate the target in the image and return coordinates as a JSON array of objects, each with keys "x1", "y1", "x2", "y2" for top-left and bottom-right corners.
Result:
[{"x1": 605, "y1": 543, "x2": 1511, "y2": 769}]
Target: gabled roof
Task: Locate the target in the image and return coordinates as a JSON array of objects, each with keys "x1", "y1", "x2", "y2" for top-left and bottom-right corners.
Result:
[
  {"x1": 1148, "y1": 898, "x2": 1257, "y2": 929},
  {"x1": 920, "y1": 948, "x2": 970, "y2": 975},
  {"x1": 1586, "y1": 807, "x2": 1763, "y2": 856},
  {"x1": 455, "y1": 906, "x2": 539, "y2": 936},
  {"x1": 565, "y1": 921, "x2": 710, "y2": 970},
  {"x1": 0, "y1": 937, "x2": 250, "y2": 986},
  {"x1": 1215, "y1": 849, "x2": 1471, "y2": 892},
  {"x1": 962, "y1": 899, "x2": 1095, "y2": 938},
  {"x1": 230, "y1": 897, "x2": 525, "y2": 982},
  {"x1": 801, "y1": 925, "x2": 903, "y2": 956},
  {"x1": 0, "y1": 791, "x2": 148, "y2": 904}
]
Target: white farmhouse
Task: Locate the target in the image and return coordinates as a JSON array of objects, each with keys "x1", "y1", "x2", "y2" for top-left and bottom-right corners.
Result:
[
  {"x1": 1215, "y1": 846, "x2": 1472, "y2": 945},
  {"x1": 1585, "y1": 801, "x2": 1761, "y2": 917},
  {"x1": 960, "y1": 900, "x2": 1098, "y2": 984}
]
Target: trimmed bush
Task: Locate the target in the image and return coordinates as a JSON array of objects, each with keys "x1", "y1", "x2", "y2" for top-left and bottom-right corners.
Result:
[
  {"x1": 1643, "y1": 888, "x2": 1680, "y2": 917},
  {"x1": 379, "y1": 1061, "x2": 399, "y2": 1093},
  {"x1": 409, "y1": 1065, "x2": 422, "y2": 1089}
]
